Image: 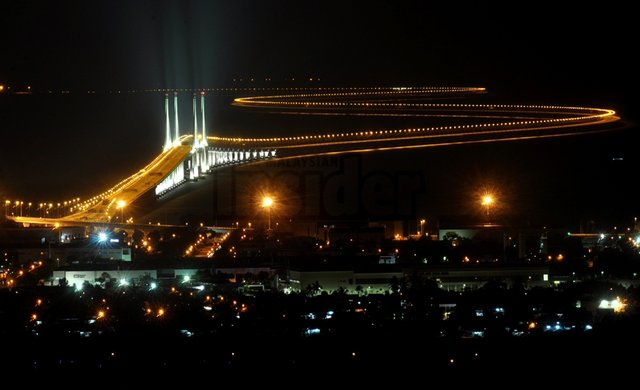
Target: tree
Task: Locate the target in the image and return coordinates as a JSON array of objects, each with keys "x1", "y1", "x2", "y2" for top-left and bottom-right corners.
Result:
[
  {"x1": 390, "y1": 276, "x2": 401, "y2": 295},
  {"x1": 333, "y1": 286, "x2": 348, "y2": 297},
  {"x1": 305, "y1": 281, "x2": 322, "y2": 296},
  {"x1": 138, "y1": 273, "x2": 155, "y2": 289},
  {"x1": 82, "y1": 280, "x2": 94, "y2": 292},
  {"x1": 95, "y1": 272, "x2": 112, "y2": 288}
]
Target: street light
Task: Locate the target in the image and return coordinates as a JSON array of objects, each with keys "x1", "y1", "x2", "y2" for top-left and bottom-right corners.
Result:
[
  {"x1": 481, "y1": 194, "x2": 494, "y2": 221},
  {"x1": 420, "y1": 219, "x2": 426, "y2": 236},
  {"x1": 262, "y1": 196, "x2": 274, "y2": 235}
]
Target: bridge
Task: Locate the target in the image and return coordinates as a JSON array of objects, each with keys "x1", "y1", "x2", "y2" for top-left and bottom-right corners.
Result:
[{"x1": 8, "y1": 87, "x2": 620, "y2": 229}]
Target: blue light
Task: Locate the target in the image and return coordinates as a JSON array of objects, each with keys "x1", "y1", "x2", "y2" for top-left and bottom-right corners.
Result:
[
  {"x1": 98, "y1": 232, "x2": 108, "y2": 242},
  {"x1": 304, "y1": 328, "x2": 321, "y2": 336}
]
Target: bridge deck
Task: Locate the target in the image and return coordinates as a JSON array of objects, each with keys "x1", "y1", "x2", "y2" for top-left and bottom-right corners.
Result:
[{"x1": 63, "y1": 143, "x2": 193, "y2": 223}]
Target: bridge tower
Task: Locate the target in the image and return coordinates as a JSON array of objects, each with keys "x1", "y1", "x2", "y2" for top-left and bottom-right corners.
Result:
[
  {"x1": 200, "y1": 91, "x2": 208, "y2": 147},
  {"x1": 155, "y1": 91, "x2": 277, "y2": 197},
  {"x1": 173, "y1": 92, "x2": 180, "y2": 147},
  {"x1": 163, "y1": 94, "x2": 172, "y2": 151},
  {"x1": 192, "y1": 93, "x2": 200, "y2": 149},
  {"x1": 189, "y1": 91, "x2": 210, "y2": 179}
]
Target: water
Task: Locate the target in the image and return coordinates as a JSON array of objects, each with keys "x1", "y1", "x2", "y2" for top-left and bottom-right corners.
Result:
[{"x1": 1, "y1": 90, "x2": 636, "y2": 227}]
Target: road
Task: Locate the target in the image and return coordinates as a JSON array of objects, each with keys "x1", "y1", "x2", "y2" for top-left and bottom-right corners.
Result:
[{"x1": 12, "y1": 136, "x2": 193, "y2": 226}]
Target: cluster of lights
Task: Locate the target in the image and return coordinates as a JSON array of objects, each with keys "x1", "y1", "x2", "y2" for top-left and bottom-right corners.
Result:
[
  {"x1": 135, "y1": 238, "x2": 153, "y2": 253},
  {"x1": 58, "y1": 136, "x2": 192, "y2": 223},
  {"x1": 0, "y1": 260, "x2": 43, "y2": 288},
  {"x1": 217, "y1": 89, "x2": 616, "y2": 146},
  {"x1": 233, "y1": 86, "x2": 486, "y2": 106},
  {"x1": 209, "y1": 233, "x2": 228, "y2": 257},
  {"x1": 184, "y1": 233, "x2": 206, "y2": 257},
  {"x1": 27, "y1": 86, "x2": 488, "y2": 95},
  {"x1": 598, "y1": 297, "x2": 627, "y2": 313},
  {"x1": 144, "y1": 306, "x2": 166, "y2": 318},
  {"x1": 3, "y1": 198, "x2": 81, "y2": 218}
]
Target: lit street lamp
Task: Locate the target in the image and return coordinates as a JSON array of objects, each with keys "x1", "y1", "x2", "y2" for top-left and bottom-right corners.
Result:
[
  {"x1": 420, "y1": 219, "x2": 426, "y2": 236},
  {"x1": 481, "y1": 194, "x2": 494, "y2": 221},
  {"x1": 262, "y1": 196, "x2": 274, "y2": 235}
]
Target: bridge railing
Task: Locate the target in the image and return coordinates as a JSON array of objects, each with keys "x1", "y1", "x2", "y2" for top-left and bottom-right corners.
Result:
[{"x1": 155, "y1": 146, "x2": 277, "y2": 197}]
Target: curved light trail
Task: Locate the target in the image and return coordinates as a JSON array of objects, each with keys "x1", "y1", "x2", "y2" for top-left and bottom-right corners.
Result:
[{"x1": 226, "y1": 87, "x2": 618, "y2": 153}]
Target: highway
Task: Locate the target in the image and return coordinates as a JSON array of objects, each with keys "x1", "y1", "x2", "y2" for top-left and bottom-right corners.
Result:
[
  {"x1": 225, "y1": 87, "x2": 619, "y2": 157},
  {"x1": 12, "y1": 135, "x2": 193, "y2": 226}
]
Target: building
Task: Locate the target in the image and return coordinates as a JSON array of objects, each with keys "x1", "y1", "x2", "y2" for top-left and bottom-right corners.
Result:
[
  {"x1": 286, "y1": 267, "x2": 403, "y2": 294},
  {"x1": 284, "y1": 264, "x2": 551, "y2": 294}
]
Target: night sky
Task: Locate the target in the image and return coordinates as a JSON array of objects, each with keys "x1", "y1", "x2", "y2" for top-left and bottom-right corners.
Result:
[
  {"x1": 1, "y1": 1, "x2": 635, "y2": 94},
  {"x1": 1, "y1": 1, "x2": 638, "y2": 225}
]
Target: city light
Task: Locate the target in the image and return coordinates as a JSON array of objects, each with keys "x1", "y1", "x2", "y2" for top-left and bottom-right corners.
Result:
[
  {"x1": 262, "y1": 196, "x2": 274, "y2": 208},
  {"x1": 481, "y1": 195, "x2": 494, "y2": 207},
  {"x1": 482, "y1": 194, "x2": 493, "y2": 215},
  {"x1": 599, "y1": 297, "x2": 627, "y2": 313},
  {"x1": 262, "y1": 196, "x2": 275, "y2": 234}
]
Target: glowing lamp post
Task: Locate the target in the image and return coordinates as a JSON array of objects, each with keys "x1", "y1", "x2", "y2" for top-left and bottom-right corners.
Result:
[
  {"x1": 481, "y1": 194, "x2": 494, "y2": 221},
  {"x1": 262, "y1": 196, "x2": 274, "y2": 235}
]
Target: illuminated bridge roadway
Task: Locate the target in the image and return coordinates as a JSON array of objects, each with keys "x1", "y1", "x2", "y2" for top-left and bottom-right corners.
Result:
[{"x1": 9, "y1": 86, "x2": 620, "y2": 228}]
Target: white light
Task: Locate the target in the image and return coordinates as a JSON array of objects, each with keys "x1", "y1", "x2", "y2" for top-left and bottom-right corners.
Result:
[
  {"x1": 150, "y1": 282, "x2": 157, "y2": 290},
  {"x1": 98, "y1": 232, "x2": 108, "y2": 242},
  {"x1": 119, "y1": 278, "x2": 127, "y2": 286},
  {"x1": 599, "y1": 299, "x2": 611, "y2": 309},
  {"x1": 183, "y1": 275, "x2": 191, "y2": 283}
]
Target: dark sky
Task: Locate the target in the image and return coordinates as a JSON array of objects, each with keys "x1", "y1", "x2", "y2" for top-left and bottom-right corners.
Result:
[
  {"x1": 1, "y1": 1, "x2": 636, "y2": 100},
  {"x1": 1, "y1": 0, "x2": 638, "y2": 225}
]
